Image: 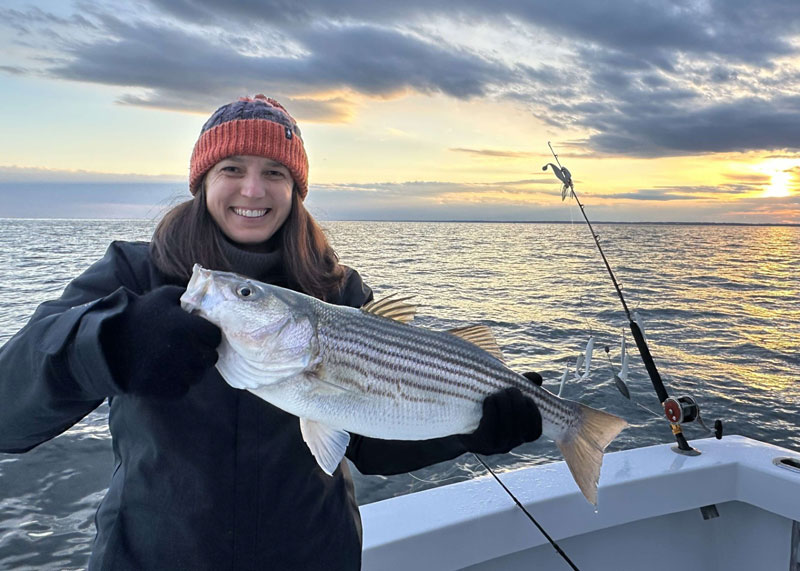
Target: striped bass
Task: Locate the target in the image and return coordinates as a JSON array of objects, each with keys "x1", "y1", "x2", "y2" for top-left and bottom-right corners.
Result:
[{"x1": 180, "y1": 264, "x2": 627, "y2": 504}]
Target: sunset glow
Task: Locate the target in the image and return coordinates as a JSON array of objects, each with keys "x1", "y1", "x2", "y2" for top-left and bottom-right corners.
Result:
[
  {"x1": 764, "y1": 170, "x2": 792, "y2": 198},
  {"x1": 0, "y1": 1, "x2": 797, "y2": 223}
]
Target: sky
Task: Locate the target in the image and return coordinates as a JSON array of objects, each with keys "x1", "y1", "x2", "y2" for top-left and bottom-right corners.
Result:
[{"x1": 0, "y1": 0, "x2": 799, "y2": 223}]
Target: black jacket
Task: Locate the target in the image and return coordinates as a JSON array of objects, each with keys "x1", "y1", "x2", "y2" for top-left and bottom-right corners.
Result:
[{"x1": 0, "y1": 241, "x2": 467, "y2": 570}]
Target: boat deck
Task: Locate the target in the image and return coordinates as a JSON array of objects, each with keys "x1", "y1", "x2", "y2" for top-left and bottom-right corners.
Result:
[{"x1": 361, "y1": 435, "x2": 800, "y2": 570}]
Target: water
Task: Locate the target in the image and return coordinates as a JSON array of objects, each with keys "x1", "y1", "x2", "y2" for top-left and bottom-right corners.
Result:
[{"x1": 1, "y1": 218, "x2": 798, "y2": 569}]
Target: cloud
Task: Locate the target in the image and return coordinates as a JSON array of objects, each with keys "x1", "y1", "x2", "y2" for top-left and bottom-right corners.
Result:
[
  {"x1": 0, "y1": 165, "x2": 185, "y2": 183},
  {"x1": 147, "y1": 1, "x2": 800, "y2": 63},
  {"x1": 3, "y1": 0, "x2": 800, "y2": 155},
  {"x1": 593, "y1": 182, "x2": 767, "y2": 201},
  {"x1": 0, "y1": 65, "x2": 27, "y2": 75},
  {"x1": 595, "y1": 189, "x2": 702, "y2": 201},
  {"x1": 448, "y1": 147, "x2": 541, "y2": 158},
  {"x1": 14, "y1": 10, "x2": 517, "y2": 118},
  {"x1": 722, "y1": 172, "x2": 772, "y2": 184},
  {"x1": 309, "y1": 178, "x2": 560, "y2": 201},
  {"x1": 0, "y1": 182, "x2": 187, "y2": 219},
  {"x1": 583, "y1": 96, "x2": 800, "y2": 156}
]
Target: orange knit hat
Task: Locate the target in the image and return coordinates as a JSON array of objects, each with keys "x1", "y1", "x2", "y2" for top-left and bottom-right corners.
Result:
[{"x1": 189, "y1": 95, "x2": 309, "y2": 198}]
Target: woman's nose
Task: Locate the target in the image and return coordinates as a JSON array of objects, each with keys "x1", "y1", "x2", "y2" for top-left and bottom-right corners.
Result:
[{"x1": 240, "y1": 173, "x2": 265, "y2": 197}]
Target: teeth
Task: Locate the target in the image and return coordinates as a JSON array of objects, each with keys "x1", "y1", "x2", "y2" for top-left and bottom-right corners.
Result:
[{"x1": 233, "y1": 208, "x2": 268, "y2": 218}]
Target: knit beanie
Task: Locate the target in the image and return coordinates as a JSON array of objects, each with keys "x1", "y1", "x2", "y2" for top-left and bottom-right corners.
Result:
[{"x1": 189, "y1": 95, "x2": 309, "y2": 199}]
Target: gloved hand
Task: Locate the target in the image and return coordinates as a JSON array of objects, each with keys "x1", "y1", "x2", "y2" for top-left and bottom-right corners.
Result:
[
  {"x1": 100, "y1": 285, "x2": 222, "y2": 398},
  {"x1": 522, "y1": 371, "x2": 543, "y2": 386},
  {"x1": 458, "y1": 386, "x2": 543, "y2": 455}
]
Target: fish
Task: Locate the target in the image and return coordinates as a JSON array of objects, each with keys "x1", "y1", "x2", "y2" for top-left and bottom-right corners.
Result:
[{"x1": 180, "y1": 264, "x2": 627, "y2": 504}]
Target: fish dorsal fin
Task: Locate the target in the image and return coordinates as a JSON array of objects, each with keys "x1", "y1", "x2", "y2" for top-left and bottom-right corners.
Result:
[
  {"x1": 361, "y1": 293, "x2": 416, "y2": 323},
  {"x1": 299, "y1": 418, "x2": 351, "y2": 476},
  {"x1": 447, "y1": 325, "x2": 506, "y2": 363}
]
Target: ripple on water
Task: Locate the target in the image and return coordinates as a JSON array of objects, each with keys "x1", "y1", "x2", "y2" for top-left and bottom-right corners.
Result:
[{"x1": 1, "y1": 220, "x2": 798, "y2": 568}]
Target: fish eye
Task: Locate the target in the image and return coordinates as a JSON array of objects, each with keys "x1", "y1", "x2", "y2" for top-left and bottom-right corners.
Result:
[{"x1": 236, "y1": 284, "x2": 254, "y2": 298}]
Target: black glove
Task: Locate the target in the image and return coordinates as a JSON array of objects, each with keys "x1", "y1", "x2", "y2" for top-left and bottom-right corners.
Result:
[
  {"x1": 458, "y1": 387, "x2": 542, "y2": 455},
  {"x1": 522, "y1": 371, "x2": 543, "y2": 386},
  {"x1": 101, "y1": 285, "x2": 222, "y2": 398}
]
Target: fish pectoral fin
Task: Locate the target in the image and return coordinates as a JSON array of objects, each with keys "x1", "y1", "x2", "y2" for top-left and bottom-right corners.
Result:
[
  {"x1": 361, "y1": 293, "x2": 416, "y2": 323},
  {"x1": 446, "y1": 325, "x2": 506, "y2": 363},
  {"x1": 299, "y1": 418, "x2": 351, "y2": 476}
]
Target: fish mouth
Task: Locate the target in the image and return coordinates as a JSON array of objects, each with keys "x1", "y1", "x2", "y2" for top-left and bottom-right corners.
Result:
[{"x1": 180, "y1": 264, "x2": 213, "y2": 313}]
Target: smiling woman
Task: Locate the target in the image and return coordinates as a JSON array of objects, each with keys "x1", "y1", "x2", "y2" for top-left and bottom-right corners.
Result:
[
  {"x1": 204, "y1": 156, "x2": 294, "y2": 245},
  {"x1": 0, "y1": 93, "x2": 547, "y2": 571}
]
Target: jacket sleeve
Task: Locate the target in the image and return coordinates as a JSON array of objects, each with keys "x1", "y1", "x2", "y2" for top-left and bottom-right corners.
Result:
[
  {"x1": 0, "y1": 242, "x2": 149, "y2": 452},
  {"x1": 336, "y1": 266, "x2": 374, "y2": 308},
  {"x1": 346, "y1": 434, "x2": 467, "y2": 475}
]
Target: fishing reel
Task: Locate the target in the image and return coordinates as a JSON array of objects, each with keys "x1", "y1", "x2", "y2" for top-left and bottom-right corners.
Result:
[{"x1": 663, "y1": 395, "x2": 723, "y2": 440}]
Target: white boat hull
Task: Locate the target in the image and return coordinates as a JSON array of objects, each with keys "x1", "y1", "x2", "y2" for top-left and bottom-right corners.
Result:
[{"x1": 360, "y1": 435, "x2": 800, "y2": 570}]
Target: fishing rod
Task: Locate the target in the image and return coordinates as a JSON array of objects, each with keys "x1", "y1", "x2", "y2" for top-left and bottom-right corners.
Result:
[
  {"x1": 543, "y1": 143, "x2": 722, "y2": 454},
  {"x1": 473, "y1": 453, "x2": 580, "y2": 570},
  {"x1": 470, "y1": 373, "x2": 581, "y2": 569}
]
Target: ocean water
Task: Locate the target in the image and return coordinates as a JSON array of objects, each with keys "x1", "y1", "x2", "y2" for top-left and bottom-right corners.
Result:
[{"x1": 0, "y1": 218, "x2": 798, "y2": 569}]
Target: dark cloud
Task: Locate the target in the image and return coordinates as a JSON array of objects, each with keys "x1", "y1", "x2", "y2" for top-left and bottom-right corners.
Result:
[
  {"x1": 30, "y1": 12, "x2": 516, "y2": 116},
  {"x1": 596, "y1": 189, "x2": 701, "y2": 201},
  {"x1": 0, "y1": 182, "x2": 186, "y2": 219},
  {"x1": 3, "y1": 6, "x2": 97, "y2": 30},
  {"x1": 596, "y1": 183, "x2": 763, "y2": 201},
  {"x1": 3, "y1": 0, "x2": 800, "y2": 155},
  {"x1": 0, "y1": 65, "x2": 27, "y2": 75},
  {"x1": 585, "y1": 96, "x2": 800, "y2": 156},
  {"x1": 764, "y1": 152, "x2": 800, "y2": 159},
  {"x1": 148, "y1": 0, "x2": 800, "y2": 63},
  {"x1": 294, "y1": 25, "x2": 510, "y2": 98}
]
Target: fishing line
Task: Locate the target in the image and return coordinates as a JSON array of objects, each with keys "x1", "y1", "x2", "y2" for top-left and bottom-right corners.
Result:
[
  {"x1": 406, "y1": 467, "x2": 471, "y2": 486},
  {"x1": 544, "y1": 142, "x2": 723, "y2": 450},
  {"x1": 604, "y1": 350, "x2": 663, "y2": 419},
  {"x1": 472, "y1": 453, "x2": 581, "y2": 571}
]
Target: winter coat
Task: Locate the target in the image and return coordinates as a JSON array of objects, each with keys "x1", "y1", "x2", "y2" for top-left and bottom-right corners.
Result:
[{"x1": 0, "y1": 240, "x2": 378, "y2": 570}]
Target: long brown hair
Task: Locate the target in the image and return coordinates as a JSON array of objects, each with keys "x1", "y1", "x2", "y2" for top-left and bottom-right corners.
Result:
[{"x1": 150, "y1": 184, "x2": 345, "y2": 300}]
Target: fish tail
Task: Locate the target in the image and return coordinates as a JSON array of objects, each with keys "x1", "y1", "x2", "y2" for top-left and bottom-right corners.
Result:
[{"x1": 555, "y1": 404, "x2": 627, "y2": 505}]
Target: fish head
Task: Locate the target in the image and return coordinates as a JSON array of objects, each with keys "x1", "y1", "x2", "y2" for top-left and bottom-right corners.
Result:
[{"x1": 181, "y1": 264, "x2": 319, "y2": 388}]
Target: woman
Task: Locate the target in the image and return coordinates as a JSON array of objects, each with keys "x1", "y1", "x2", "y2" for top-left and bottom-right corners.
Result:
[{"x1": 0, "y1": 95, "x2": 542, "y2": 570}]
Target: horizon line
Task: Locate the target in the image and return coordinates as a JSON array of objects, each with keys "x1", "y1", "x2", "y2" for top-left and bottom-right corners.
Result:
[{"x1": 1, "y1": 217, "x2": 797, "y2": 227}]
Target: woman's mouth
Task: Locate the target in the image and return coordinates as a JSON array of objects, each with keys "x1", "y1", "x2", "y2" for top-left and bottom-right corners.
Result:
[{"x1": 232, "y1": 207, "x2": 270, "y2": 218}]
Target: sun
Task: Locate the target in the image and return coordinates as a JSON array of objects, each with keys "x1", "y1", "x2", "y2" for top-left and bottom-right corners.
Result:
[{"x1": 763, "y1": 170, "x2": 791, "y2": 198}]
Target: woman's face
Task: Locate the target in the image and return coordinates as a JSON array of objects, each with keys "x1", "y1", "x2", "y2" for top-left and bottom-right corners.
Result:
[{"x1": 205, "y1": 155, "x2": 294, "y2": 245}]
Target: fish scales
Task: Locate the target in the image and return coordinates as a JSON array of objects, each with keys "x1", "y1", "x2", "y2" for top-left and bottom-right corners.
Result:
[
  {"x1": 181, "y1": 265, "x2": 628, "y2": 504},
  {"x1": 318, "y1": 316, "x2": 515, "y2": 413},
  {"x1": 320, "y1": 309, "x2": 517, "y2": 394},
  {"x1": 316, "y1": 308, "x2": 584, "y2": 447}
]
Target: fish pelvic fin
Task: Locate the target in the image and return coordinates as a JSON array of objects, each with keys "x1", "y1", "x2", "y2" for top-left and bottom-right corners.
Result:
[
  {"x1": 556, "y1": 404, "x2": 627, "y2": 505},
  {"x1": 299, "y1": 418, "x2": 351, "y2": 476}
]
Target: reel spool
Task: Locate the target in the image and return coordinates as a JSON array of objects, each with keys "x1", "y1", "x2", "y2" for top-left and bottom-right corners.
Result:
[{"x1": 663, "y1": 395, "x2": 723, "y2": 439}]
